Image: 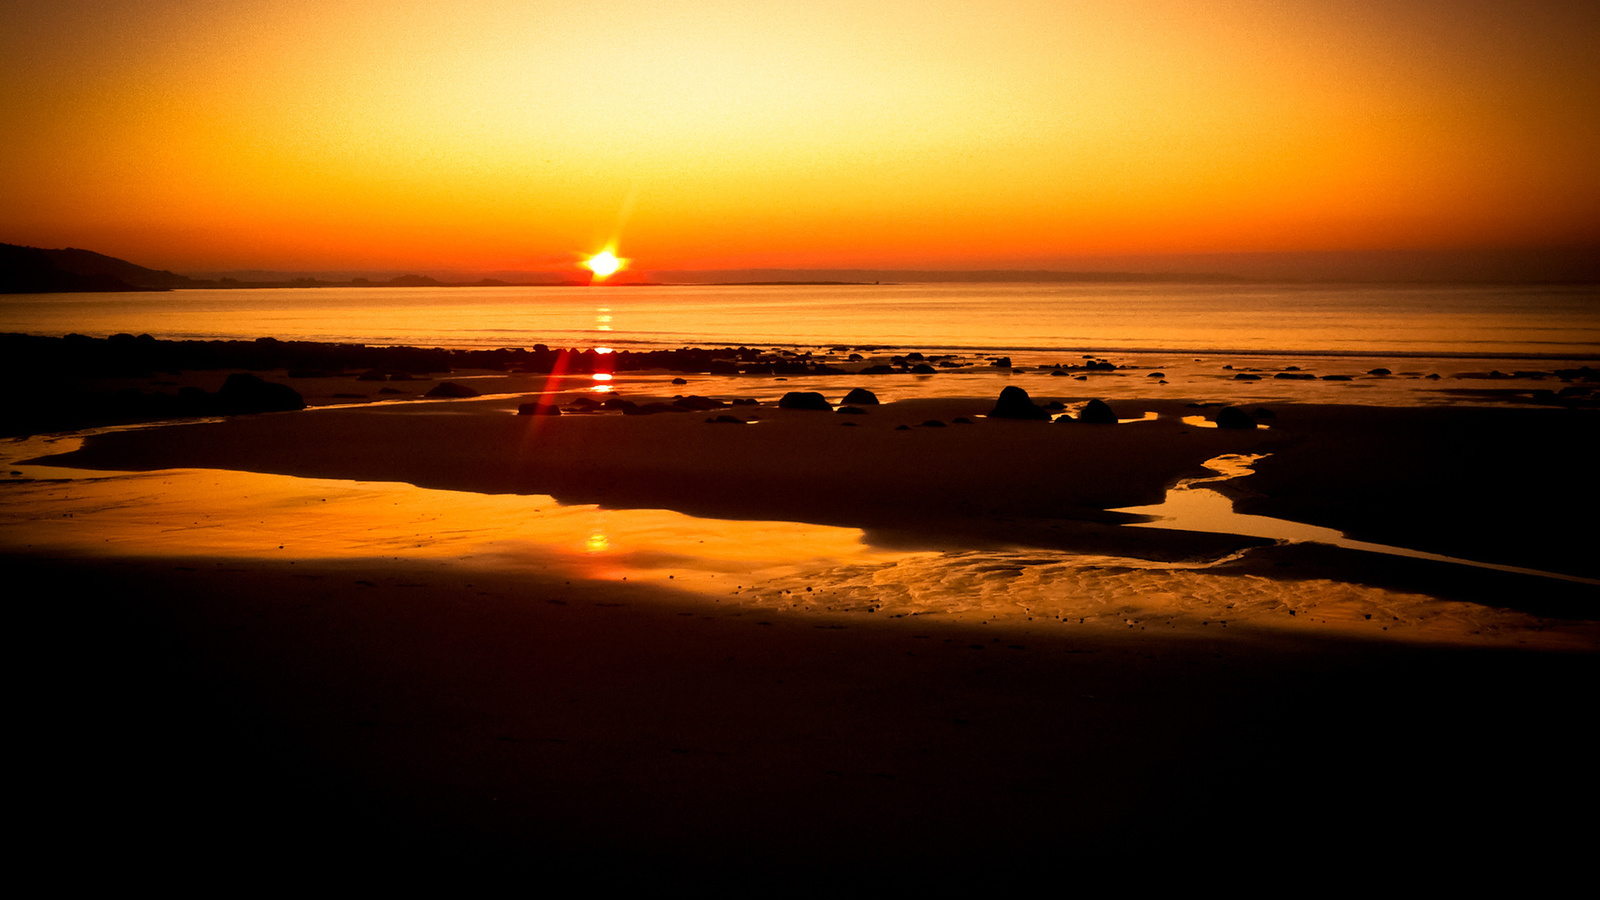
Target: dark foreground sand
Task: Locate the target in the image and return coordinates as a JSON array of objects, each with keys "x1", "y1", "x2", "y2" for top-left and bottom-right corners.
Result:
[{"x1": 10, "y1": 383, "x2": 1598, "y2": 877}]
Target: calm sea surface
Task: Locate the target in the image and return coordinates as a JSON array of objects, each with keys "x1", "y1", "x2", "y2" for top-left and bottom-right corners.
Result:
[{"x1": 3, "y1": 282, "x2": 1598, "y2": 360}]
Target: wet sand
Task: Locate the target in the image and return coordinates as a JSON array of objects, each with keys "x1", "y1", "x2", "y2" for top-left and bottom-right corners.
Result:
[{"x1": 8, "y1": 372, "x2": 1598, "y2": 876}]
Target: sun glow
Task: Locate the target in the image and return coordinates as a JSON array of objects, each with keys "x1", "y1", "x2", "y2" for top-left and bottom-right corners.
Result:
[{"x1": 585, "y1": 250, "x2": 623, "y2": 279}]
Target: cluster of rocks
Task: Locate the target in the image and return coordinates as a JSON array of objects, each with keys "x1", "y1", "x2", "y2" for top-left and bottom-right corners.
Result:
[
  {"x1": 521, "y1": 392, "x2": 766, "y2": 418},
  {"x1": 5, "y1": 372, "x2": 305, "y2": 437}
]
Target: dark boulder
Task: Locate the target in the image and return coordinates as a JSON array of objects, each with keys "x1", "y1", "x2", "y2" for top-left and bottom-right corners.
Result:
[
  {"x1": 1215, "y1": 406, "x2": 1256, "y2": 429},
  {"x1": 674, "y1": 395, "x2": 726, "y2": 410},
  {"x1": 1078, "y1": 399, "x2": 1117, "y2": 424},
  {"x1": 215, "y1": 374, "x2": 305, "y2": 414},
  {"x1": 425, "y1": 381, "x2": 480, "y2": 399},
  {"x1": 910, "y1": 363, "x2": 937, "y2": 374},
  {"x1": 987, "y1": 386, "x2": 1051, "y2": 421},
  {"x1": 778, "y1": 391, "x2": 832, "y2": 411},
  {"x1": 841, "y1": 388, "x2": 880, "y2": 405}
]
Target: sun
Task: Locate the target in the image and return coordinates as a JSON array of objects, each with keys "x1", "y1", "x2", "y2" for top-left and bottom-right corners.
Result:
[{"x1": 584, "y1": 250, "x2": 623, "y2": 279}]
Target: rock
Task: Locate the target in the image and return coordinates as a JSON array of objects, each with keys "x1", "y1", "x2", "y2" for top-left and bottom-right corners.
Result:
[
  {"x1": 987, "y1": 386, "x2": 1051, "y2": 420},
  {"x1": 1233, "y1": 373, "x2": 1261, "y2": 381},
  {"x1": 1078, "y1": 399, "x2": 1117, "y2": 424},
  {"x1": 919, "y1": 419, "x2": 946, "y2": 427},
  {"x1": 425, "y1": 381, "x2": 480, "y2": 399},
  {"x1": 841, "y1": 388, "x2": 880, "y2": 405},
  {"x1": 517, "y1": 401, "x2": 561, "y2": 416},
  {"x1": 1215, "y1": 406, "x2": 1256, "y2": 429},
  {"x1": 215, "y1": 373, "x2": 305, "y2": 413},
  {"x1": 1368, "y1": 367, "x2": 1392, "y2": 376},
  {"x1": 835, "y1": 406, "x2": 867, "y2": 415},
  {"x1": 910, "y1": 363, "x2": 937, "y2": 374},
  {"x1": 673, "y1": 395, "x2": 726, "y2": 410},
  {"x1": 671, "y1": 377, "x2": 688, "y2": 385},
  {"x1": 778, "y1": 391, "x2": 832, "y2": 411},
  {"x1": 990, "y1": 357, "x2": 1012, "y2": 368}
]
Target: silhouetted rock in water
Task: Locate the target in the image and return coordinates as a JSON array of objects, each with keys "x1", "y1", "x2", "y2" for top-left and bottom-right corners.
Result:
[
  {"x1": 1079, "y1": 399, "x2": 1117, "y2": 424},
  {"x1": 1215, "y1": 406, "x2": 1256, "y2": 429},
  {"x1": 842, "y1": 388, "x2": 879, "y2": 405},
  {"x1": 836, "y1": 406, "x2": 867, "y2": 415},
  {"x1": 671, "y1": 377, "x2": 688, "y2": 385},
  {"x1": 1053, "y1": 414, "x2": 1075, "y2": 423},
  {"x1": 918, "y1": 419, "x2": 946, "y2": 428},
  {"x1": 1050, "y1": 369, "x2": 1068, "y2": 376},
  {"x1": 216, "y1": 374, "x2": 305, "y2": 414},
  {"x1": 632, "y1": 402, "x2": 689, "y2": 414},
  {"x1": 730, "y1": 398, "x2": 761, "y2": 406},
  {"x1": 910, "y1": 364, "x2": 937, "y2": 374},
  {"x1": 987, "y1": 386, "x2": 1051, "y2": 421},
  {"x1": 1274, "y1": 372, "x2": 1316, "y2": 380},
  {"x1": 673, "y1": 395, "x2": 726, "y2": 410},
  {"x1": 990, "y1": 357, "x2": 1012, "y2": 368},
  {"x1": 1368, "y1": 368, "x2": 1392, "y2": 376},
  {"x1": 1233, "y1": 373, "x2": 1261, "y2": 381},
  {"x1": 1321, "y1": 375, "x2": 1353, "y2": 381},
  {"x1": 517, "y1": 401, "x2": 560, "y2": 416},
  {"x1": 778, "y1": 391, "x2": 832, "y2": 411},
  {"x1": 425, "y1": 381, "x2": 479, "y2": 399},
  {"x1": 857, "y1": 365, "x2": 896, "y2": 375},
  {"x1": 1149, "y1": 372, "x2": 1165, "y2": 378}
]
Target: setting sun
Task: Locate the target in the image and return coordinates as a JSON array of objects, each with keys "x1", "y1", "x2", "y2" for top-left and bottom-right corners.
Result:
[{"x1": 585, "y1": 251, "x2": 622, "y2": 279}]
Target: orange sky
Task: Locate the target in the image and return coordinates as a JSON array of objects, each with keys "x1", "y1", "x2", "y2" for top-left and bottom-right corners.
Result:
[{"x1": 2, "y1": 0, "x2": 1597, "y2": 276}]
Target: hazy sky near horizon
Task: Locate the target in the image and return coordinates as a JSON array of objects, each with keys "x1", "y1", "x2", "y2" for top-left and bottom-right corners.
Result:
[{"x1": 2, "y1": 0, "x2": 1597, "y2": 276}]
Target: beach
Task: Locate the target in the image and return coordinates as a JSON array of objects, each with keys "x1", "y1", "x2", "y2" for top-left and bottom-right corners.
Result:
[{"x1": 5, "y1": 333, "x2": 1596, "y2": 875}]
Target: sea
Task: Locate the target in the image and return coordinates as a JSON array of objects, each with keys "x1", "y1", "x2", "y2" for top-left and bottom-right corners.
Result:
[
  {"x1": 5, "y1": 280, "x2": 1598, "y2": 627},
  {"x1": 4, "y1": 281, "x2": 1598, "y2": 360}
]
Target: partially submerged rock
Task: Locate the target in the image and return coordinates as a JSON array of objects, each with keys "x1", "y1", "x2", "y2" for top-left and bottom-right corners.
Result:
[
  {"x1": 987, "y1": 386, "x2": 1051, "y2": 421},
  {"x1": 1078, "y1": 399, "x2": 1117, "y2": 424},
  {"x1": 778, "y1": 391, "x2": 832, "y2": 411},
  {"x1": 216, "y1": 373, "x2": 305, "y2": 413},
  {"x1": 1215, "y1": 406, "x2": 1256, "y2": 429},
  {"x1": 425, "y1": 381, "x2": 479, "y2": 399}
]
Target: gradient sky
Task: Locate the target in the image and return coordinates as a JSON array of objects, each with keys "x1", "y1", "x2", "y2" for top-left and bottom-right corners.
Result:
[{"x1": 2, "y1": 0, "x2": 1597, "y2": 276}]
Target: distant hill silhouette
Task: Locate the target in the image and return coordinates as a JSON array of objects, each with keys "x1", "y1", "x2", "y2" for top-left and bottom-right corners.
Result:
[{"x1": 1, "y1": 243, "x2": 194, "y2": 293}]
